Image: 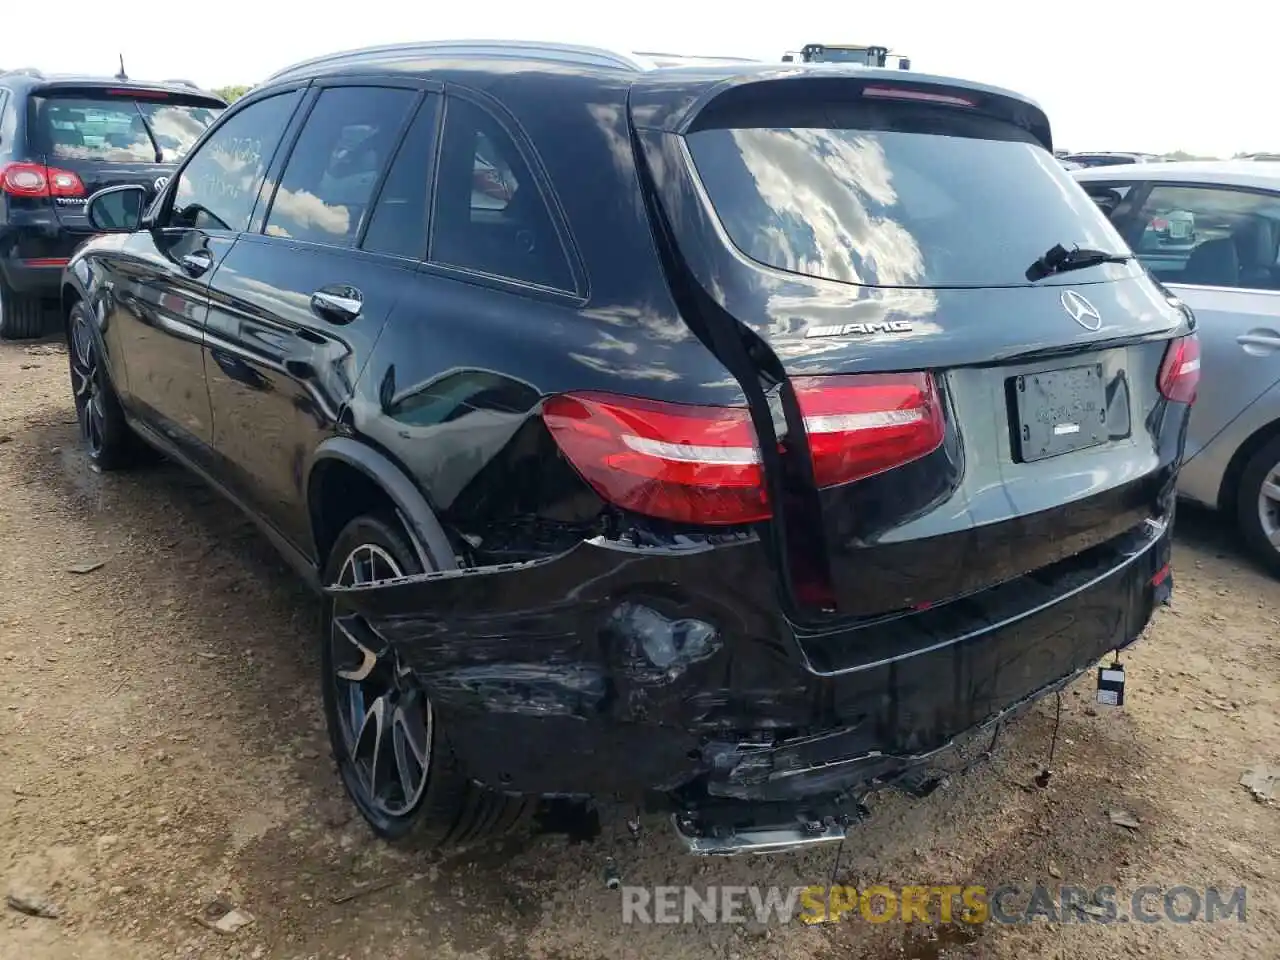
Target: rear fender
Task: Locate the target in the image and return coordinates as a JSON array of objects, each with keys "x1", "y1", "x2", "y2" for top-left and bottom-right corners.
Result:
[{"x1": 307, "y1": 437, "x2": 458, "y2": 574}]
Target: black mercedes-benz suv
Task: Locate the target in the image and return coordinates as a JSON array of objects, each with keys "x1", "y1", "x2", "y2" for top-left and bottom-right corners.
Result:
[
  {"x1": 61, "y1": 42, "x2": 1197, "y2": 855},
  {"x1": 0, "y1": 68, "x2": 224, "y2": 338}
]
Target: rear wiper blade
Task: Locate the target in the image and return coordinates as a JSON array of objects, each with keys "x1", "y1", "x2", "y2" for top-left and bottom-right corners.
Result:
[
  {"x1": 129, "y1": 102, "x2": 164, "y2": 163},
  {"x1": 1026, "y1": 243, "x2": 1132, "y2": 281}
]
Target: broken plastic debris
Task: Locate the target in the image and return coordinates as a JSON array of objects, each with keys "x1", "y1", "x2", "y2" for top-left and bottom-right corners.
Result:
[
  {"x1": 1240, "y1": 764, "x2": 1278, "y2": 803},
  {"x1": 1108, "y1": 809, "x2": 1141, "y2": 830},
  {"x1": 199, "y1": 898, "x2": 254, "y2": 934},
  {"x1": 66, "y1": 560, "x2": 105, "y2": 575},
  {"x1": 6, "y1": 890, "x2": 60, "y2": 918},
  {"x1": 212, "y1": 908, "x2": 254, "y2": 934}
]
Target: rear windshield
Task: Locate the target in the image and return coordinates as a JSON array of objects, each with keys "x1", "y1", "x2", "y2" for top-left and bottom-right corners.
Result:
[
  {"x1": 33, "y1": 94, "x2": 223, "y2": 163},
  {"x1": 686, "y1": 106, "x2": 1131, "y2": 288}
]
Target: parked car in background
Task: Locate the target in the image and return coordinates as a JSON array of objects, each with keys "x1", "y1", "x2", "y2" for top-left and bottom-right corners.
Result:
[
  {"x1": 1075, "y1": 162, "x2": 1280, "y2": 573},
  {"x1": 0, "y1": 68, "x2": 225, "y2": 338},
  {"x1": 63, "y1": 41, "x2": 1192, "y2": 855},
  {"x1": 1066, "y1": 152, "x2": 1159, "y2": 168}
]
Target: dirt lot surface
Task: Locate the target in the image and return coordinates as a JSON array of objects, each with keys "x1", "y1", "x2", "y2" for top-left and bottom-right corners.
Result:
[{"x1": 1, "y1": 336, "x2": 1278, "y2": 960}]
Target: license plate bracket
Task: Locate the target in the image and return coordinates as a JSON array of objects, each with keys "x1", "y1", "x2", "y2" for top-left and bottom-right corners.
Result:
[{"x1": 1013, "y1": 364, "x2": 1108, "y2": 462}]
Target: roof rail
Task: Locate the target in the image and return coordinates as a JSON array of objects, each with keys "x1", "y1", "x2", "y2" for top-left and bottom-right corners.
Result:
[
  {"x1": 2, "y1": 67, "x2": 45, "y2": 79},
  {"x1": 264, "y1": 40, "x2": 646, "y2": 83},
  {"x1": 163, "y1": 78, "x2": 201, "y2": 89},
  {"x1": 632, "y1": 51, "x2": 759, "y2": 64}
]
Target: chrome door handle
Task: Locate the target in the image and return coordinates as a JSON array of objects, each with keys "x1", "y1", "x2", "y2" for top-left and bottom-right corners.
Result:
[
  {"x1": 1233, "y1": 335, "x2": 1280, "y2": 350},
  {"x1": 310, "y1": 286, "x2": 363, "y2": 323},
  {"x1": 180, "y1": 250, "x2": 213, "y2": 276}
]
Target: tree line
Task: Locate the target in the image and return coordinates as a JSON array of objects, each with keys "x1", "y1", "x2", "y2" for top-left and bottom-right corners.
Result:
[{"x1": 213, "y1": 85, "x2": 252, "y2": 103}]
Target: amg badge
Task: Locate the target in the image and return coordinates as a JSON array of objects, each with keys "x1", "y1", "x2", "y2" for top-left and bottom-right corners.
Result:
[{"x1": 804, "y1": 320, "x2": 914, "y2": 339}]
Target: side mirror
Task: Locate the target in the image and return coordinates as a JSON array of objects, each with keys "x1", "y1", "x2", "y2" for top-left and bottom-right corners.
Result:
[
  {"x1": 898, "y1": 58, "x2": 912, "y2": 70},
  {"x1": 86, "y1": 184, "x2": 147, "y2": 232},
  {"x1": 781, "y1": 54, "x2": 794, "y2": 63}
]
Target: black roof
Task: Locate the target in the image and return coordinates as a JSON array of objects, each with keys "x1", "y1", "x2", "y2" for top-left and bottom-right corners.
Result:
[{"x1": 258, "y1": 40, "x2": 1051, "y2": 143}]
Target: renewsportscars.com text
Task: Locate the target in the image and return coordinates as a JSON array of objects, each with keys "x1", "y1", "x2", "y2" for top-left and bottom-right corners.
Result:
[{"x1": 621, "y1": 884, "x2": 1247, "y2": 925}]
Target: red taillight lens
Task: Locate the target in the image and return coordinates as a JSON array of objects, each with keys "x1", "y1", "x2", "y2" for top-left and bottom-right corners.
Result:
[
  {"x1": 1, "y1": 162, "x2": 49, "y2": 197},
  {"x1": 107, "y1": 88, "x2": 169, "y2": 99},
  {"x1": 794, "y1": 373, "x2": 945, "y2": 487},
  {"x1": 543, "y1": 373, "x2": 945, "y2": 525},
  {"x1": 542, "y1": 393, "x2": 769, "y2": 525},
  {"x1": 1158, "y1": 334, "x2": 1200, "y2": 403},
  {"x1": 0, "y1": 162, "x2": 85, "y2": 198},
  {"x1": 47, "y1": 167, "x2": 86, "y2": 197}
]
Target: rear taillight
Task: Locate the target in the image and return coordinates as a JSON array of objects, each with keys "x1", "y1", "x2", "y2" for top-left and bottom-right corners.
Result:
[
  {"x1": 793, "y1": 373, "x2": 945, "y2": 488},
  {"x1": 1158, "y1": 334, "x2": 1200, "y2": 403},
  {"x1": 542, "y1": 373, "x2": 945, "y2": 525},
  {"x1": 542, "y1": 393, "x2": 769, "y2": 525},
  {"x1": 107, "y1": 88, "x2": 169, "y2": 99},
  {"x1": 48, "y1": 168, "x2": 86, "y2": 197},
  {"x1": 0, "y1": 162, "x2": 86, "y2": 198}
]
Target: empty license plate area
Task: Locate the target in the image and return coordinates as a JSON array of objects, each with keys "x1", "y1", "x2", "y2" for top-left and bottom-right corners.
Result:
[{"x1": 1012, "y1": 364, "x2": 1108, "y2": 462}]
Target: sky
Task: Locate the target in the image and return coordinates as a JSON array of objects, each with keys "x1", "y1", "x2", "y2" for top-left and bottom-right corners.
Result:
[{"x1": 3, "y1": 0, "x2": 1265, "y2": 158}]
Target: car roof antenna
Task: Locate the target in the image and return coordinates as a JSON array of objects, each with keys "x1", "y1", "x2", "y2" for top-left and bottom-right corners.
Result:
[{"x1": 115, "y1": 54, "x2": 128, "y2": 81}]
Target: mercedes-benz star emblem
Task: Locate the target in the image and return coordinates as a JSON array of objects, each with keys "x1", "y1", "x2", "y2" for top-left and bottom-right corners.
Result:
[
  {"x1": 1061, "y1": 290, "x2": 1102, "y2": 331},
  {"x1": 153, "y1": 176, "x2": 169, "y2": 192}
]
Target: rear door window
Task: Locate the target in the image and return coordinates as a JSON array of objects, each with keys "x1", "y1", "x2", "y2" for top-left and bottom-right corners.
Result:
[
  {"x1": 1124, "y1": 185, "x2": 1280, "y2": 290},
  {"x1": 31, "y1": 93, "x2": 223, "y2": 163},
  {"x1": 263, "y1": 85, "x2": 418, "y2": 247},
  {"x1": 429, "y1": 96, "x2": 574, "y2": 291},
  {"x1": 685, "y1": 102, "x2": 1130, "y2": 289},
  {"x1": 361, "y1": 95, "x2": 441, "y2": 260}
]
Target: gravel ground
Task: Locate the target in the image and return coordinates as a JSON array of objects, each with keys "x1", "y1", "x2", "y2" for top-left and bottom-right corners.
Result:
[{"x1": 1, "y1": 335, "x2": 1277, "y2": 960}]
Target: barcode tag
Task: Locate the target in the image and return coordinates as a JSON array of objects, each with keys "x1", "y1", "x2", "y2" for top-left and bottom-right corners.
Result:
[{"x1": 1097, "y1": 663, "x2": 1126, "y2": 707}]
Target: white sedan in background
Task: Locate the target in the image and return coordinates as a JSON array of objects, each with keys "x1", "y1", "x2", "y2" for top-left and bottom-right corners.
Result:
[{"x1": 1075, "y1": 161, "x2": 1280, "y2": 574}]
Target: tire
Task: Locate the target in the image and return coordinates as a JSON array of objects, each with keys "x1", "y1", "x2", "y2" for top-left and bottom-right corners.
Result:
[
  {"x1": 0, "y1": 276, "x2": 45, "y2": 340},
  {"x1": 1238, "y1": 435, "x2": 1280, "y2": 577},
  {"x1": 66, "y1": 300, "x2": 140, "y2": 470},
  {"x1": 320, "y1": 512, "x2": 531, "y2": 848}
]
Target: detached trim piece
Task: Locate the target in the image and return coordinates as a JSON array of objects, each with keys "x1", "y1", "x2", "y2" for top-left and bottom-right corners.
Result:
[{"x1": 673, "y1": 816, "x2": 848, "y2": 856}]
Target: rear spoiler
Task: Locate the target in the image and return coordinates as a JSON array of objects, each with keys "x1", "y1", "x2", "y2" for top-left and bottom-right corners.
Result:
[
  {"x1": 629, "y1": 68, "x2": 1053, "y2": 152},
  {"x1": 31, "y1": 81, "x2": 226, "y2": 107}
]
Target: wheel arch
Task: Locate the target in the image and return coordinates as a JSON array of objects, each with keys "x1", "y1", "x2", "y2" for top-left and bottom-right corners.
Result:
[
  {"x1": 307, "y1": 438, "x2": 458, "y2": 575},
  {"x1": 1218, "y1": 416, "x2": 1280, "y2": 515},
  {"x1": 60, "y1": 280, "x2": 82, "y2": 339},
  {"x1": 61, "y1": 264, "x2": 122, "y2": 380}
]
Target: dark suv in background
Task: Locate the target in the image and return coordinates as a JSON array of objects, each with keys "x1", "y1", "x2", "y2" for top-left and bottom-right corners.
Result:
[
  {"x1": 63, "y1": 42, "x2": 1196, "y2": 855},
  {"x1": 0, "y1": 68, "x2": 224, "y2": 338}
]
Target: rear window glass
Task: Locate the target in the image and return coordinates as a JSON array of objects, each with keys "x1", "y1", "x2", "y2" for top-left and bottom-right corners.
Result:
[
  {"x1": 34, "y1": 95, "x2": 223, "y2": 163},
  {"x1": 686, "y1": 108, "x2": 1131, "y2": 288}
]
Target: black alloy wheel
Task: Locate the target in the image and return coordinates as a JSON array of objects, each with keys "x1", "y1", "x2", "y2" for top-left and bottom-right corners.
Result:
[
  {"x1": 69, "y1": 303, "x2": 109, "y2": 459},
  {"x1": 327, "y1": 539, "x2": 434, "y2": 829},
  {"x1": 67, "y1": 300, "x2": 136, "y2": 469},
  {"x1": 320, "y1": 513, "x2": 533, "y2": 848}
]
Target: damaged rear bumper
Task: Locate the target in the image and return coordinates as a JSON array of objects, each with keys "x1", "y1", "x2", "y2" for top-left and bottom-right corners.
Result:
[{"x1": 329, "y1": 517, "x2": 1171, "y2": 818}]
